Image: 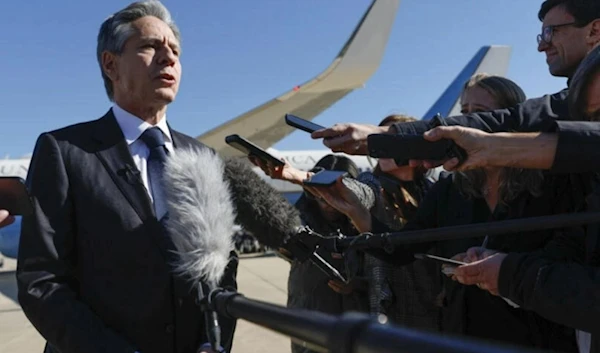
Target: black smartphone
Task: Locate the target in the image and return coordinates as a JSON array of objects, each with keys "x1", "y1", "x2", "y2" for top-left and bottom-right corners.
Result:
[
  {"x1": 225, "y1": 134, "x2": 285, "y2": 167},
  {"x1": 285, "y1": 114, "x2": 326, "y2": 134},
  {"x1": 414, "y1": 253, "x2": 467, "y2": 266},
  {"x1": 302, "y1": 170, "x2": 347, "y2": 187},
  {"x1": 431, "y1": 113, "x2": 469, "y2": 164},
  {"x1": 367, "y1": 134, "x2": 453, "y2": 165},
  {"x1": 0, "y1": 177, "x2": 34, "y2": 216}
]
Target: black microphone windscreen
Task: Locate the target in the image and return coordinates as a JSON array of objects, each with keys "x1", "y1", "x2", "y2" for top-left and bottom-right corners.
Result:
[{"x1": 223, "y1": 157, "x2": 302, "y2": 249}]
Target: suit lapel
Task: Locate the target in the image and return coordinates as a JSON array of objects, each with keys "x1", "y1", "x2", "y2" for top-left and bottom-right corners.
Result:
[
  {"x1": 170, "y1": 128, "x2": 196, "y2": 151},
  {"x1": 93, "y1": 110, "x2": 156, "y2": 224}
]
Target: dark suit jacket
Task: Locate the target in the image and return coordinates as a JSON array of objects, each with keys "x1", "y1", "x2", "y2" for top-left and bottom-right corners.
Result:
[{"x1": 16, "y1": 110, "x2": 238, "y2": 353}]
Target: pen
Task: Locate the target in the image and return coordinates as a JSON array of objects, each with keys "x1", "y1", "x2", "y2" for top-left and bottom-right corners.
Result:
[{"x1": 481, "y1": 235, "x2": 489, "y2": 249}]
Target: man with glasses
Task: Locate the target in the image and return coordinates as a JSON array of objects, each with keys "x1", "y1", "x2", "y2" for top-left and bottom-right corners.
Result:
[{"x1": 310, "y1": 0, "x2": 600, "y2": 158}]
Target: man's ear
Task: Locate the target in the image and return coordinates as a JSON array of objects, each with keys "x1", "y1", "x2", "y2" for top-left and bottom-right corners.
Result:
[
  {"x1": 101, "y1": 51, "x2": 118, "y2": 82},
  {"x1": 587, "y1": 19, "x2": 600, "y2": 48}
]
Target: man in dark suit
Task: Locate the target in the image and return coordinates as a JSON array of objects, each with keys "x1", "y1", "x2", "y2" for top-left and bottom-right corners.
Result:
[{"x1": 16, "y1": 2, "x2": 236, "y2": 353}]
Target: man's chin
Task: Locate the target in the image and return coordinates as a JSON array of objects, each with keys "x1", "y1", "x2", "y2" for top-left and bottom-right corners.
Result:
[
  {"x1": 548, "y1": 63, "x2": 570, "y2": 78},
  {"x1": 154, "y1": 89, "x2": 177, "y2": 104}
]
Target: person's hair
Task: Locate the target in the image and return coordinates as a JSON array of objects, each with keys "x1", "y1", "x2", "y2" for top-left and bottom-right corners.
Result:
[
  {"x1": 309, "y1": 154, "x2": 360, "y2": 177},
  {"x1": 378, "y1": 114, "x2": 417, "y2": 127},
  {"x1": 454, "y1": 168, "x2": 545, "y2": 204},
  {"x1": 461, "y1": 74, "x2": 527, "y2": 109},
  {"x1": 97, "y1": 0, "x2": 181, "y2": 101},
  {"x1": 456, "y1": 74, "x2": 544, "y2": 204},
  {"x1": 371, "y1": 114, "x2": 430, "y2": 223},
  {"x1": 538, "y1": 0, "x2": 600, "y2": 26},
  {"x1": 568, "y1": 44, "x2": 600, "y2": 120}
]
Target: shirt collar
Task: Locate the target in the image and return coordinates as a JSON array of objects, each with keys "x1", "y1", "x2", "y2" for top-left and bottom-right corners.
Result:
[{"x1": 112, "y1": 104, "x2": 173, "y2": 147}]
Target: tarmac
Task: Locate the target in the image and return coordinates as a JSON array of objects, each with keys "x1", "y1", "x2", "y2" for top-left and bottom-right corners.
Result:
[{"x1": 0, "y1": 253, "x2": 291, "y2": 353}]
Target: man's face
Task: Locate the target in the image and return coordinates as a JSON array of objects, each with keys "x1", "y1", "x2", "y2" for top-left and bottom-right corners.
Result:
[
  {"x1": 538, "y1": 5, "x2": 589, "y2": 77},
  {"x1": 585, "y1": 71, "x2": 600, "y2": 121},
  {"x1": 104, "y1": 16, "x2": 181, "y2": 108}
]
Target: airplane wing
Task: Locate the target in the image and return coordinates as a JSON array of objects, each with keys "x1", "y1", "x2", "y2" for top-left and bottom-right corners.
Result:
[
  {"x1": 421, "y1": 45, "x2": 512, "y2": 120},
  {"x1": 196, "y1": 0, "x2": 401, "y2": 157}
]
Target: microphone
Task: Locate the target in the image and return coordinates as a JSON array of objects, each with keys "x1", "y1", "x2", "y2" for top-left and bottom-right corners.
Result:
[
  {"x1": 221, "y1": 157, "x2": 348, "y2": 283},
  {"x1": 221, "y1": 157, "x2": 302, "y2": 249},
  {"x1": 163, "y1": 147, "x2": 236, "y2": 352}
]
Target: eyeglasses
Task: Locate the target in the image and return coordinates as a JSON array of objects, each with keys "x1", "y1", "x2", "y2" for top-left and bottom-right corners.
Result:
[{"x1": 537, "y1": 22, "x2": 577, "y2": 45}]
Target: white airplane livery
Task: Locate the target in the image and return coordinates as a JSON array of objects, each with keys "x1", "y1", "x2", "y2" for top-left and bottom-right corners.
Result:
[{"x1": 0, "y1": 0, "x2": 512, "y2": 260}]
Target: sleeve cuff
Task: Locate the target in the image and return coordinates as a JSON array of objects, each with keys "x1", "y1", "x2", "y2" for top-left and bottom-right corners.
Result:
[{"x1": 497, "y1": 252, "x2": 527, "y2": 300}]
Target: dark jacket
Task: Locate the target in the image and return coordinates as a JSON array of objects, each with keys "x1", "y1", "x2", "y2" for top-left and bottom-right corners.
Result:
[
  {"x1": 358, "y1": 172, "x2": 441, "y2": 332},
  {"x1": 16, "y1": 111, "x2": 238, "y2": 353},
  {"x1": 369, "y1": 172, "x2": 586, "y2": 351},
  {"x1": 288, "y1": 192, "x2": 367, "y2": 353},
  {"x1": 499, "y1": 172, "x2": 600, "y2": 353}
]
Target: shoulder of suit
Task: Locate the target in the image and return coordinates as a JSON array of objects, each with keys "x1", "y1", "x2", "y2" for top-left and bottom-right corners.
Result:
[
  {"x1": 170, "y1": 129, "x2": 216, "y2": 155},
  {"x1": 38, "y1": 115, "x2": 107, "y2": 147}
]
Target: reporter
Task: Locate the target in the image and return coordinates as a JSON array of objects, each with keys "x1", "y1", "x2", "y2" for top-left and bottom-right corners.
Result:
[
  {"x1": 449, "y1": 41, "x2": 600, "y2": 353},
  {"x1": 253, "y1": 154, "x2": 369, "y2": 353},
  {"x1": 319, "y1": 114, "x2": 442, "y2": 331}
]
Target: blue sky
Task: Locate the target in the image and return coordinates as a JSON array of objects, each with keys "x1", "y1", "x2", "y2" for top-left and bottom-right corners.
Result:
[{"x1": 0, "y1": 0, "x2": 567, "y2": 157}]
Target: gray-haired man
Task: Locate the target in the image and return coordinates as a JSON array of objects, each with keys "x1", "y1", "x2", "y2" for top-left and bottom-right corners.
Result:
[{"x1": 16, "y1": 2, "x2": 237, "y2": 353}]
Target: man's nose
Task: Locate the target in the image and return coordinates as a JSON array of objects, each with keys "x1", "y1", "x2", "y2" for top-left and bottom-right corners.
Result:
[
  {"x1": 158, "y1": 46, "x2": 177, "y2": 66},
  {"x1": 537, "y1": 40, "x2": 550, "y2": 52}
]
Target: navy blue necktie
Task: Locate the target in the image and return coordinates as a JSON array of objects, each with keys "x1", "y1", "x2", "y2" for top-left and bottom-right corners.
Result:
[{"x1": 139, "y1": 127, "x2": 169, "y2": 219}]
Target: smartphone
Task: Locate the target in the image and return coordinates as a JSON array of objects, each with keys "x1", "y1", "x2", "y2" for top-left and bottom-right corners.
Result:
[
  {"x1": 367, "y1": 134, "x2": 453, "y2": 165},
  {"x1": 225, "y1": 134, "x2": 285, "y2": 167},
  {"x1": 0, "y1": 177, "x2": 34, "y2": 216},
  {"x1": 431, "y1": 114, "x2": 469, "y2": 164},
  {"x1": 414, "y1": 253, "x2": 467, "y2": 267},
  {"x1": 302, "y1": 170, "x2": 347, "y2": 187},
  {"x1": 285, "y1": 114, "x2": 326, "y2": 134}
]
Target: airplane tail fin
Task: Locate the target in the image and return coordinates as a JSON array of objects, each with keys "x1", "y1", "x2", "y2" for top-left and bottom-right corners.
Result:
[{"x1": 421, "y1": 45, "x2": 512, "y2": 120}]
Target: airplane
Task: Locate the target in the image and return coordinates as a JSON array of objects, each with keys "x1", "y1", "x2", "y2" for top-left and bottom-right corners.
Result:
[{"x1": 0, "y1": 0, "x2": 512, "y2": 260}]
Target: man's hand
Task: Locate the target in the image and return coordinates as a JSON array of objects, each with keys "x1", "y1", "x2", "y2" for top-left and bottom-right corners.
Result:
[
  {"x1": 453, "y1": 253, "x2": 508, "y2": 296},
  {"x1": 311, "y1": 123, "x2": 392, "y2": 155},
  {"x1": 464, "y1": 246, "x2": 498, "y2": 263},
  {"x1": 0, "y1": 209, "x2": 15, "y2": 228},
  {"x1": 414, "y1": 126, "x2": 492, "y2": 171}
]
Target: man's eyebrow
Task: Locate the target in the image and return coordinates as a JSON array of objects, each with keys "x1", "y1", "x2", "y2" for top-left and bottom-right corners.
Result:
[{"x1": 139, "y1": 36, "x2": 180, "y2": 50}]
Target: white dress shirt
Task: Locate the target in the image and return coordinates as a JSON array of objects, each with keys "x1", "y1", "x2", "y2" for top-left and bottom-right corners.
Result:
[{"x1": 112, "y1": 104, "x2": 174, "y2": 203}]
